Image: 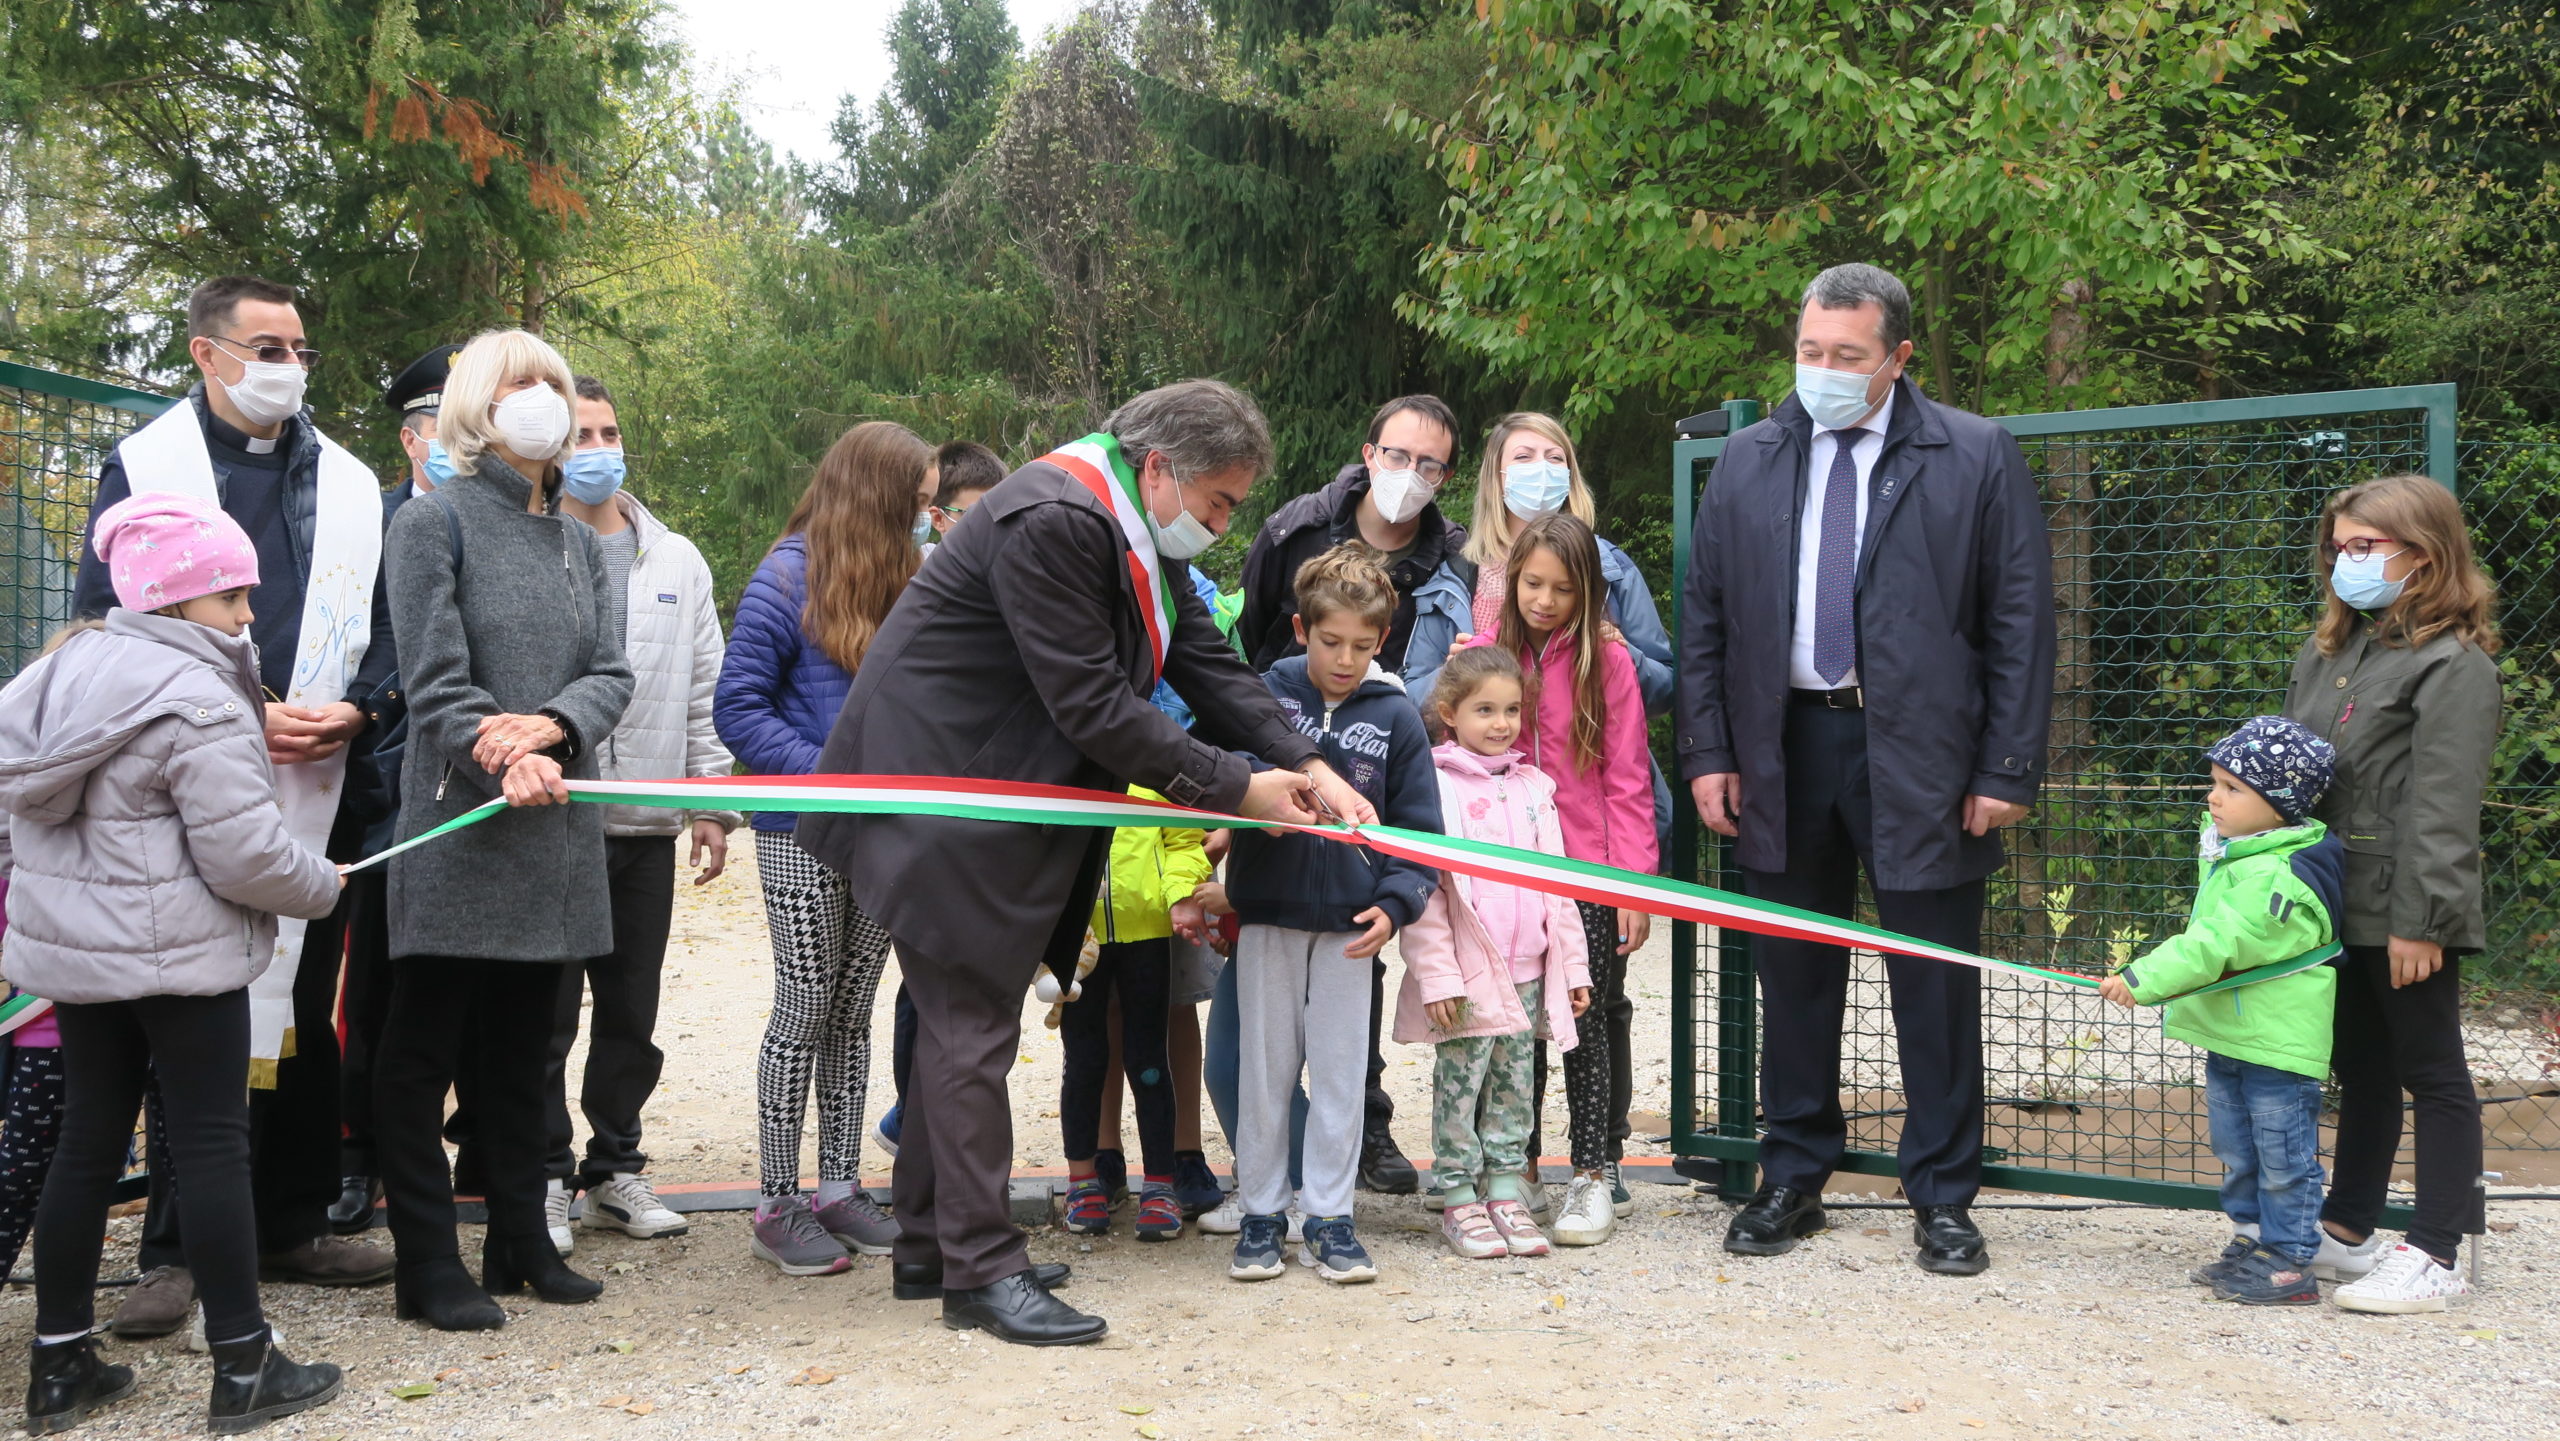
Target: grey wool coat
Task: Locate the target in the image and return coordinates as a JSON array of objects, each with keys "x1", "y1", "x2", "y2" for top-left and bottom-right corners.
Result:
[
  {"x1": 381, "y1": 455, "x2": 634, "y2": 962},
  {"x1": 0, "y1": 610, "x2": 341, "y2": 1002}
]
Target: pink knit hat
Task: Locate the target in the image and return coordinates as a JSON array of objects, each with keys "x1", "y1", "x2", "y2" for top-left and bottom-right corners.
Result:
[{"x1": 91, "y1": 492, "x2": 261, "y2": 612}]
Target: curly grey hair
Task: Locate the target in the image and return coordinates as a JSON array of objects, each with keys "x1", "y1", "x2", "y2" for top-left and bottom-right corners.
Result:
[{"x1": 1104, "y1": 379, "x2": 1274, "y2": 481}]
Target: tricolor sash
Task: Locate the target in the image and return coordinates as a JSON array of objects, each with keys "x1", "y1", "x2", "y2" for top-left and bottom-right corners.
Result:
[
  {"x1": 115, "y1": 397, "x2": 380, "y2": 1085},
  {"x1": 1036, "y1": 433, "x2": 1176, "y2": 680}
]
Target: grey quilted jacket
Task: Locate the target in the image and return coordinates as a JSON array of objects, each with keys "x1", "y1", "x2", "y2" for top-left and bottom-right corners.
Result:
[{"x1": 0, "y1": 610, "x2": 341, "y2": 1003}]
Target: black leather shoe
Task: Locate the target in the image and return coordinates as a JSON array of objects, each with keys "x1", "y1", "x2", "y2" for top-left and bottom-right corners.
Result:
[
  {"x1": 940, "y1": 1270, "x2": 1108, "y2": 1346},
  {"x1": 206, "y1": 1327, "x2": 343, "y2": 1435},
  {"x1": 23, "y1": 1336, "x2": 136, "y2": 1435},
  {"x1": 1357, "y1": 1119, "x2": 1418, "y2": 1195},
  {"x1": 1912, "y1": 1203, "x2": 1989, "y2": 1275},
  {"x1": 893, "y1": 1260, "x2": 1070, "y2": 1301},
  {"x1": 393, "y1": 1258, "x2": 506, "y2": 1331},
  {"x1": 481, "y1": 1232, "x2": 603, "y2": 1304},
  {"x1": 327, "y1": 1175, "x2": 381, "y2": 1234},
  {"x1": 1722, "y1": 1186, "x2": 1827, "y2": 1256}
]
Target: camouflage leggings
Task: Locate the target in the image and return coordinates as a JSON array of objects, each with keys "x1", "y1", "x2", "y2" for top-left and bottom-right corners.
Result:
[{"x1": 1429, "y1": 981, "x2": 1542, "y2": 1206}]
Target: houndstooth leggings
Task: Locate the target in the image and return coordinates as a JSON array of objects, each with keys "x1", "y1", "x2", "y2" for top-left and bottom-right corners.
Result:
[{"x1": 753, "y1": 833, "x2": 894, "y2": 1198}]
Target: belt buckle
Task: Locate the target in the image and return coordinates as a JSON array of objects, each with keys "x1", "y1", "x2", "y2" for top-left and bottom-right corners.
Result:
[{"x1": 1825, "y1": 686, "x2": 1863, "y2": 710}]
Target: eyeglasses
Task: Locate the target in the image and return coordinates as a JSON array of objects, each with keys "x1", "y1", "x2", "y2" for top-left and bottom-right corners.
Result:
[
  {"x1": 935, "y1": 503, "x2": 971, "y2": 520},
  {"x1": 208, "y1": 335, "x2": 323, "y2": 369},
  {"x1": 1370, "y1": 445, "x2": 1453, "y2": 486},
  {"x1": 2321, "y1": 536, "x2": 2406, "y2": 561}
]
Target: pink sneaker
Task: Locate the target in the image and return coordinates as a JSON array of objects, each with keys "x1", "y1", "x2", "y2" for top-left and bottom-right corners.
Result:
[
  {"x1": 1486, "y1": 1198, "x2": 1550, "y2": 1257},
  {"x1": 1441, "y1": 1201, "x2": 1506, "y2": 1260}
]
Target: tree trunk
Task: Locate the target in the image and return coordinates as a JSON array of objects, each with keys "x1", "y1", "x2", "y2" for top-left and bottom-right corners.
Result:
[{"x1": 2029, "y1": 278, "x2": 2099, "y2": 962}]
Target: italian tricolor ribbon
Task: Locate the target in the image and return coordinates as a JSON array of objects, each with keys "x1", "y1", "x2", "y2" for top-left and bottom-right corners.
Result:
[
  {"x1": 1038, "y1": 433, "x2": 1175, "y2": 680},
  {"x1": 342, "y1": 774, "x2": 2335, "y2": 1001}
]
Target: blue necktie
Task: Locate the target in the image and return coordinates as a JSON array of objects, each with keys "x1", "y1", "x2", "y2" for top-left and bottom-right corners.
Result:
[{"x1": 1811, "y1": 429, "x2": 1864, "y2": 686}]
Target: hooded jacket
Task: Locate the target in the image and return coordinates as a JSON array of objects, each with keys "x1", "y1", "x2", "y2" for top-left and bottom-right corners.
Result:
[
  {"x1": 0, "y1": 610, "x2": 340, "y2": 1003},
  {"x1": 1393, "y1": 743, "x2": 1591, "y2": 1048},
  {"x1": 1235, "y1": 465, "x2": 1469, "y2": 680},
  {"x1": 2117, "y1": 819, "x2": 2345, "y2": 1079},
  {"x1": 595, "y1": 494, "x2": 741, "y2": 838},
  {"x1": 1226, "y1": 656, "x2": 1442, "y2": 935},
  {"x1": 1467, "y1": 630, "x2": 1657, "y2": 873},
  {"x1": 714, "y1": 533, "x2": 853, "y2": 834},
  {"x1": 1092, "y1": 788, "x2": 1216, "y2": 944}
]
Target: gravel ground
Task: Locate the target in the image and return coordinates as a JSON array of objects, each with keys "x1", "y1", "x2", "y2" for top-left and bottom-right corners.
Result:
[{"x1": 5, "y1": 835, "x2": 2552, "y2": 1439}]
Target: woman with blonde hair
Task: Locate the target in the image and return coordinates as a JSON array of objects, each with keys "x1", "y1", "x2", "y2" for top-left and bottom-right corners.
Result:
[
  {"x1": 377, "y1": 328, "x2": 635, "y2": 1330},
  {"x1": 714, "y1": 421, "x2": 933, "y2": 1277},
  {"x1": 2282, "y1": 473, "x2": 2501, "y2": 1315}
]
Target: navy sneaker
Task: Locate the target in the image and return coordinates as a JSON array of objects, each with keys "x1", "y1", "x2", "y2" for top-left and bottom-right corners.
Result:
[
  {"x1": 1171, "y1": 1151, "x2": 1225, "y2": 1218},
  {"x1": 1135, "y1": 1185, "x2": 1183, "y2": 1243},
  {"x1": 1092, "y1": 1148, "x2": 1129, "y2": 1207},
  {"x1": 2189, "y1": 1231, "x2": 2257, "y2": 1287},
  {"x1": 875, "y1": 1103, "x2": 902, "y2": 1159},
  {"x1": 1061, "y1": 1179, "x2": 1113, "y2": 1236},
  {"x1": 1298, "y1": 1216, "x2": 1378, "y2": 1284},
  {"x1": 2211, "y1": 1244, "x2": 2319, "y2": 1306},
  {"x1": 1229, "y1": 1213, "x2": 1288, "y2": 1280}
]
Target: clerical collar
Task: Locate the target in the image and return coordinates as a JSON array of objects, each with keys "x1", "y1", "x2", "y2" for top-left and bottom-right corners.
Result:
[
  {"x1": 244, "y1": 434, "x2": 278, "y2": 455},
  {"x1": 201, "y1": 399, "x2": 290, "y2": 456}
]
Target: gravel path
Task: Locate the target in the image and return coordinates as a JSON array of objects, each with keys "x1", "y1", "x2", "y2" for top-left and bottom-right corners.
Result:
[{"x1": 4, "y1": 835, "x2": 2550, "y2": 1439}]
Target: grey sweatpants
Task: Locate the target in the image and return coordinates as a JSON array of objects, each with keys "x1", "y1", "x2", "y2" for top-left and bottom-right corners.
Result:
[{"x1": 1235, "y1": 925, "x2": 1368, "y2": 1220}]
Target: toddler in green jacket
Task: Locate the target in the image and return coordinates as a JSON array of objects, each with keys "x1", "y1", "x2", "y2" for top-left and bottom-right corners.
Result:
[{"x1": 2100, "y1": 715, "x2": 2343, "y2": 1307}]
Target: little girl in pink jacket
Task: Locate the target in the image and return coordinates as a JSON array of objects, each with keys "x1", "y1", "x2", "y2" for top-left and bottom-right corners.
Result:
[{"x1": 1395, "y1": 646, "x2": 1590, "y2": 1261}]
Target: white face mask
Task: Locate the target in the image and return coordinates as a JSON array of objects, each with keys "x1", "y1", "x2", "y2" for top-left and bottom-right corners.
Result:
[
  {"x1": 1151, "y1": 503, "x2": 1220, "y2": 561},
  {"x1": 1367, "y1": 465, "x2": 1432, "y2": 525},
  {"x1": 1794, "y1": 361, "x2": 1889, "y2": 431},
  {"x1": 492, "y1": 384, "x2": 572, "y2": 461},
  {"x1": 1502, "y1": 460, "x2": 1572, "y2": 521},
  {"x1": 221, "y1": 361, "x2": 308, "y2": 429}
]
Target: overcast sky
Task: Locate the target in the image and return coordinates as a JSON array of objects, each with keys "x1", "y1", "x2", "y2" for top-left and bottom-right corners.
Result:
[{"x1": 663, "y1": 0, "x2": 1089, "y2": 166}]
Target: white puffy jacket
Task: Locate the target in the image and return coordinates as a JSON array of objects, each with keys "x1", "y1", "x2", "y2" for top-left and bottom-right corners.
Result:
[{"x1": 598, "y1": 495, "x2": 742, "y2": 837}]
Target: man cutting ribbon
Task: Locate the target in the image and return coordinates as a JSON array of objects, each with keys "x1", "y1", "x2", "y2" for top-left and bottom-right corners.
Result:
[
  {"x1": 71, "y1": 275, "x2": 399, "y2": 1324},
  {"x1": 796, "y1": 379, "x2": 1371, "y2": 1346}
]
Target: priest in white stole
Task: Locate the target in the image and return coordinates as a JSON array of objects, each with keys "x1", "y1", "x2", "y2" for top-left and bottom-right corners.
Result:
[{"x1": 72, "y1": 276, "x2": 399, "y2": 1301}]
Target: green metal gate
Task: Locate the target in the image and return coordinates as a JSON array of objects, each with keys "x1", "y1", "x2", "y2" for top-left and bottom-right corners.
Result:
[
  {"x1": 1663, "y1": 383, "x2": 2556, "y2": 1210},
  {"x1": 0, "y1": 358, "x2": 176, "y2": 682}
]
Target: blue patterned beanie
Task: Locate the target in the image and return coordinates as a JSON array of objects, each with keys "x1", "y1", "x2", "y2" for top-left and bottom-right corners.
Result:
[{"x1": 2206, "y1": 716, "x2": 2337, "y2": 825}]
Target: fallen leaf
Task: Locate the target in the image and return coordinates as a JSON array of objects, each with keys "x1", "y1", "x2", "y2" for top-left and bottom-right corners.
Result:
[
  {"x1": 601, "y1": 1339, "x2": 636, "y2": 1355},
  {"x1": 787, "y1": 1367, "x2": 835, "y2": 1386},
  {"x1": 1963, "y1": 1420, "x2": 1987, "y2": 1429},
  {"x1": 728, "y1": 1365, "x2": 754, "y2": 1376},
  {"x1": 1137, "y1": 1425, "x2": 1163, "y2": 1440},
  {"x1": 626, "y1": 1402, "x2": 657, "y2": 1417},
  {"x1": 434, "y1": 1368, "x2": 464, "y2": 1382},
  {"x1": 2463, "y1": 1329, "x2": 2499, "y2": 1341},
  {"x1": 602, "y1": 1395, "x2": 633, "y2": 1408},
  {"x1": 1547, "y1": 1294, "x2": 1567, "y2": 1311},
  {"x1": 479, "y1": 1353, "x2": 503, "y2": 1361},
  {"x1": 389, "y1": 1382, "x2": 436, "y2": 1401},
  {"x1": 1631, "y1": 1268, "x2": 1649, "y2": 1277},
  {"x1": 1119, "y1": 1404, "x2": 1155, "y2": 1416},
  {"x1": 1658, "y1": 1208, "x2": 1681, "y2": 1218}
]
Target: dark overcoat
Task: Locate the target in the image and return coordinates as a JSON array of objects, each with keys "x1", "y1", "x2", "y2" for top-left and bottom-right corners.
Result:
[
  {"x1": 1674, "y1": 379, "x2": 2056, "y2": 891},
  {"x1": 796, "y1": 458, "x2": 1319, "y2": 966}
]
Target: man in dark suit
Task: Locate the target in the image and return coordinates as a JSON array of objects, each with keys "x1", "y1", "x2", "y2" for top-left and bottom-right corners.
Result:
[
  {"x1": 796, "y1": 379, "x2": 1374, "y2": 1345},
  {"x1": 1676, "y1": 263, "x2": 2055, "y2": 1275}
]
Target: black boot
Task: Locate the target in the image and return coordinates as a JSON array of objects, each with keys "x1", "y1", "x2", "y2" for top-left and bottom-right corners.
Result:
[
  {"x1": 206, "y1": 1327, "x2": 342, "y2": 1435},
  {"x1": 392, "y1": 1257, "x2": 505, "y2": 1331},
  {"x1": 481, "y1": 1231, "x2": 602, "y2": 1304},
  {"x1": 23, "y1": 1335, "x2": 137, "y2": 1435},
  {"x1": 1357, "y1": 1116, "x2": 1418, "y2": 1194},
  {"x1": 327, "y1": 1176, "x2": 381, "y2": 1235}
]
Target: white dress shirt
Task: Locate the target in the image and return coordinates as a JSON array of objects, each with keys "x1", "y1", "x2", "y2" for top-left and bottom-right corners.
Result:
[{"x1": 1788, "y1": 385, "x2": 1895, "y2": 690}]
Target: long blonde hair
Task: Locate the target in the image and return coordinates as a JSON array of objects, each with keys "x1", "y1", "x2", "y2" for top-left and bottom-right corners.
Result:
[
  {"x1": 1495, "y1": 512, "x2": 1611, "y2": 771},
  {"x1": 1463, "y1": 412, "x2": 1596, "y2": 568},
  {"x1": 2314, "y1": 474, "x2": 2500, "y2": 657},
  {"x1": 438, "y1": 329, "x2": 578, "y2": 477},
  {"x1": 782, "y1": 421, "x2": 932, "y2": 672}
]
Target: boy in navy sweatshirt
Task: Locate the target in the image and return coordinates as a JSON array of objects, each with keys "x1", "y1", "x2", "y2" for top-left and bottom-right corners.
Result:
[{"x1": 1224, "y1": 544, "x2": 1440, "y2": 1285}]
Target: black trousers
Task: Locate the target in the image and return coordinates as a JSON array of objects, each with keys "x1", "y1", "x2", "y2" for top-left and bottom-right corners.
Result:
[
  {"x1": 1745, "y1": 701, "x2": 1988, "y2": 1207},
  {"x1": 40, "y1": 993, "x2": 262, "y2": 1342},
  {"x1": 338, "y1": 865, "x2": 394, "y2": 1176},
  {"x1": 543, "y1": 837, "x2": 676, "y2": 1186},
  {"x1": 139, "y1": 894, "x2": 348, "y2": 1267},
  {"x1": 2325, "y1": 944, "x2": 2483, "y2": 1261},
  {"x1": 1060, "y1": 939, "x2": 1174, "y2": 1176},
  {"x1": 1362, "y1": 958, "x2": 1396, "y2": 1137},
  {"x1": 375, "y1": 957, "x2": 565, "y2": 1260}
]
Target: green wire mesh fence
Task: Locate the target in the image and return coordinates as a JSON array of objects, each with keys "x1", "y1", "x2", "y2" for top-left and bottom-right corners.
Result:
[
  {"x1": 0, "y1": 360, "x2": 173, "y2": 684},
  {"x1": 1670, "y1": 387, "x2": 2560, "y2": 1208}
]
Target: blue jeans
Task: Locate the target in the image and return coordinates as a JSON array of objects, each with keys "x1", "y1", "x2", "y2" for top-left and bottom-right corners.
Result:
[
  {"x1": 1204, "y1": 953, "x2": 1304, "y2": 1192},
  {"x1": 2205, "y1": 1052, "x2": 2325, "y2": 1265}
]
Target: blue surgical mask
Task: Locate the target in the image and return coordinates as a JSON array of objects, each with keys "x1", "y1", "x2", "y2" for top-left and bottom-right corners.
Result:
[
  {"x1": 2330, "y1": 549, "x2": 2410, "y2": 611},
  {"x1": 422, "y1": 439, "x2": 458, "y2": 489},
  {"x1": 1502, "y1": 460, "x2": 1572, "y2": 521},
  {"x1": 562, "y1": 447, "x2": 627, "y2": 505},
  {"x1": 913, "y1": 509, "x2": 936, "y2": 549},
  {"x1": 1794, "y1": 361, "x2": 1888, "y2": 431}
]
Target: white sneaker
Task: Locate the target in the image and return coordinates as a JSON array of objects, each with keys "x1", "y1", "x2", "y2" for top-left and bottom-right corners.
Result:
[
  {"x1": 545, "y1": 1179, "x2": 575, "y2": 1256},
  {"x1": 2310, "y1": 1227, "x2": 2385, "y2": 1282},
  {"x1": 2334, "y1": 1243, "x2": 2470, "y2": 1314},
  {"x1": 1198, "y1": 1193, "x2": 1245, "y2": 1235},
  {"x1": 583, "y1": 1172, "x2": 689, "y2": 1239},
  {"x1": 1551, "y1": 1173, "x2": 1616, "y2": 1246}
]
